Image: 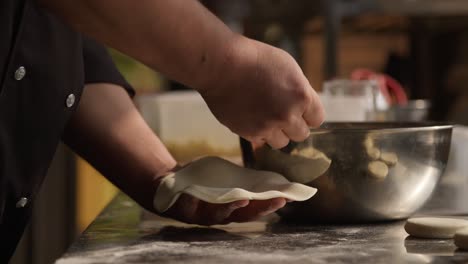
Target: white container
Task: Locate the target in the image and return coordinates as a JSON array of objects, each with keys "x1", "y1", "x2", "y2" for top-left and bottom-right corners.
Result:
[
  {"x1": 319, "y1": 93, "x2": 369, "y2": 122},
  {"x1": 320, "y1": 79, "x2": 388, "y2": 122}
]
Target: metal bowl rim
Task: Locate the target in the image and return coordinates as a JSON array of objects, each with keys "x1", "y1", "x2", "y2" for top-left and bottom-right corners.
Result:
[{"x1": 310, "y1": 122, "x2": 453, "y2": 134}]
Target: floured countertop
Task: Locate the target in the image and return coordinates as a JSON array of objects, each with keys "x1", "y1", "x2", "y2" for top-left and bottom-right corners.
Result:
[{"x1": 56, "y1": 189, "x2": 468, "y2": 264}]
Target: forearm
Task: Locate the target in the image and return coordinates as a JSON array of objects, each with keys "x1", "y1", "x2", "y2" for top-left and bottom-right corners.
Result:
[
  {"x1": 63, "y1": 83, "x2": 176, "y2": 212},
  {"x1": 42, "y1": 0, "x2": 324, "y2": 151},
  {"x1": 40, "y1": 0, "x2": 239, "y2": 90}
]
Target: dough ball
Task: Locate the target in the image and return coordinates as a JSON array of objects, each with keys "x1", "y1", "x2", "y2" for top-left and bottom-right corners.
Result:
[
  {"x1": 380, "y1": 152, "x2": 398, "y2": 166},
  {"x1": 366, "y1": 147, "x2": 381, "y2": 160},
  {"x1": 154, "y1": 156, "x2": 318, "y2": 212},
  {"x1": 363, "y1": 136, "x2": 375, "y2": 149},
  {"x1": 368, "y1": 161, "x2": 388, "y2": 180},
  {"x1": 404, "y1": 217, "x2": 468, "y2": 239},
  {"x1": 363, "y1": 136, "x2": 380, "y2": 160},
  {"x1": 455, "y1": 227, "x2": 468, "y2": 250}
]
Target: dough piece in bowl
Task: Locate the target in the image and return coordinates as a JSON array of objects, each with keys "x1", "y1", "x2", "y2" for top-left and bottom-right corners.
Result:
[
  {"x1": 380, "y1": 152, "x2": 398, "y2": 166},
  {"x1": 368, "y1": 161, "x2": 388, "y2": 180},
  {"x1": 404, "y1": 217, "x2": 468, "y2": 239},
  {"x1": 256, "y1": 146, "x2": 331, "y2": 184},
  {"x1": 454, "y1": 228, "x2": 468, "y2": 250},
  {"x1": 366, "y1": 147, "x2": 381, "y2": 160},
  {"x1": 154, "y1": 156, "x2": 318, "y2": 213},
  {"x1": 363, "y1": 136, "x2": 380, "y2": 160}
]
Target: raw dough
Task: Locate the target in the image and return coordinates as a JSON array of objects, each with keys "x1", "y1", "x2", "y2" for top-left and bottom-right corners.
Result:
[
  {"x1": 368, "y1": 161, "x2": 388, "y2": 180},
  {"x1": 363, "y1": 136, "x2": 380, "y2": 160},
  {"x1": 404, "y1": 217, "x2": 468, "y2": 239},
  {"x1": 380, "y1": 152, "x2": 398, "y2": 166},
  {"x1": 455, "y1": 227, "x2": 468, "y2": 250},
  {"x1": 154, "y1": 156, "x2": 318, "y2": 212},
  {"x1": 256, "y1": 146, "x2": 331, "y2": 184},
  {"x1": 366, "y1": 148, "x2": 381, "y2": 160},
  {"x1": 363, "y1": 136, "x2": 375, "y2": 149}
]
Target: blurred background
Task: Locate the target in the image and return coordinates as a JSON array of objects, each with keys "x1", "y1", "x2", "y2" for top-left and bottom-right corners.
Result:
[{"x1": 11, "y1": 0, "x2": 468, "y2": 263}]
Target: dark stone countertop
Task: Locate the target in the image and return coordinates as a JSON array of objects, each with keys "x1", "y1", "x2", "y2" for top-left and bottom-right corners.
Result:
[{"x1": 56, "y1": 179, "x2": 468, "y2": 264}]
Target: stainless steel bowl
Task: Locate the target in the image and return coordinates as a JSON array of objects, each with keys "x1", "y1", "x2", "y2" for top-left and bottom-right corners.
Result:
[
  {"x1": 382, "y1": 100, "x2": 432, "y2": 122},
  {"x1": 241, "y1": 122, "x2": 453, "y2": 223}
]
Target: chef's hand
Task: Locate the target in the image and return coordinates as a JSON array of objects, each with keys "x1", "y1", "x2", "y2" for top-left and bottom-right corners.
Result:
[
  {"x1": 155, "y1": 164, "x2": 287, "y2": 226},
  {"x1": 163, "y1": 194, "x2": 286, "y2": 226},
  {"x1": 200, "y1": 37, "x2": 325, "y2": 149}
]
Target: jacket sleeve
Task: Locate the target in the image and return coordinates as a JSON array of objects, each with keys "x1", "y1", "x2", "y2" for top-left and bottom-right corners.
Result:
[{"x1": 82, "y1": 36, "x2": 135, "y2": 97}]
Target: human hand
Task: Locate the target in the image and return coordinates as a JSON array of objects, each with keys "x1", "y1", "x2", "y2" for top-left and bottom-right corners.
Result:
[
  {"x1": 155, "y1": 161, "x2": 288, "y2": 226},
  {"x1": 200, "y1": 36, "x2": 325, "y2": 149},
  {"x1": 162, "y1": 194, "x2": 287, "y2": 226}
]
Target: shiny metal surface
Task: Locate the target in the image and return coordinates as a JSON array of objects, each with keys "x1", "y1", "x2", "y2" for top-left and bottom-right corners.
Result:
[
  {"x1": 14, "y1": 66, "x2": 26, "y2": 81},
  {"x1": 383, "y1": 100, "x2": 431, "y2": 122},
  {"x1": 58, "y1": 193, "x2": 468, "y2": 263},
  {"x1": 244, "y1": 122, "x2": 453, "y2": 223},
  {"x1": 15, "y1": 197, "x2": 28, "y2": 208},
  {"x1": 66, "y1": 94, "x2": 75, "y2": 108}
]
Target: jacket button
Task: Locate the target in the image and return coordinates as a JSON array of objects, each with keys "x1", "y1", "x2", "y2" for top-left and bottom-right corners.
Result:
[
  {"x1": 66, "y1": 94, "x2": 75, "y2": 108},
  {"x1": 14, "y1": 66, "x2": 26, "y2": 81},
  {"x1": 16, "y1": 197, "x2": 28, "y2": 208}
]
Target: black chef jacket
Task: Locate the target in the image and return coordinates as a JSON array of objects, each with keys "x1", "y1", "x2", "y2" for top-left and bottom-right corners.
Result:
[{"x1": 0, "y1": 0, "x2": 134, "y2": 261}]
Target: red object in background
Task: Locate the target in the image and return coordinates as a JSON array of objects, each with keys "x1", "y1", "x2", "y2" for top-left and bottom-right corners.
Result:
[{"x1": 351, "y1": 69, "x2": 408, "y2": 106}]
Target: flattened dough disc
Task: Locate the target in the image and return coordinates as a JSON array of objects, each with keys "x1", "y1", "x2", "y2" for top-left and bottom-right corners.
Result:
[
  {"x1": 404, "y1": 217, "x2": 468, "y2": 239},
  {"x1": 455, "y1": 228, "x2": 468, "y2": 250},
  {"x1": 154, "y1": 156, "x2": 318, "y2": 212}
]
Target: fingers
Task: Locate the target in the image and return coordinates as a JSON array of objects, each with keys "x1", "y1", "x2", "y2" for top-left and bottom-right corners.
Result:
[
  {"x1": 166, "y1": 196, "x2": 250, "y2": 226},
  {"x1": 166, "y1": 196, "x2": 287, "y2": 226},
  {"x1": 225, "y1": 198, "x2": 287, "y2": 223},
  {"x1": 265, "y1": 129, "x2": 289, "y2": 149},
  {"x1": 164, "y1": 193, "x2": 200, "y2": 223},
  {"x1": 251, "y1": 116, "x2": 312, "y2": 149},
  {"x1": 258, "y1": 198, "x2": 287, "y2": 216},
  {"x1": 265, "y1": 115, "x2": 312, "y2": 148},
  {"x1": 282, "y1": 116, "x2": 310, "y2": 142},
  {"x1": 265, "y1": 87, "x2": 323, "y2": 147},
  {"x1": 196, "y1": 200, "x2": 249, "y2": 225},
  {"x1": 243, "y1": 86, "x2": 323, "y2": 148},
  {"x1": 303, "y1": 90, "x2": 325, "y2": 128}
]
